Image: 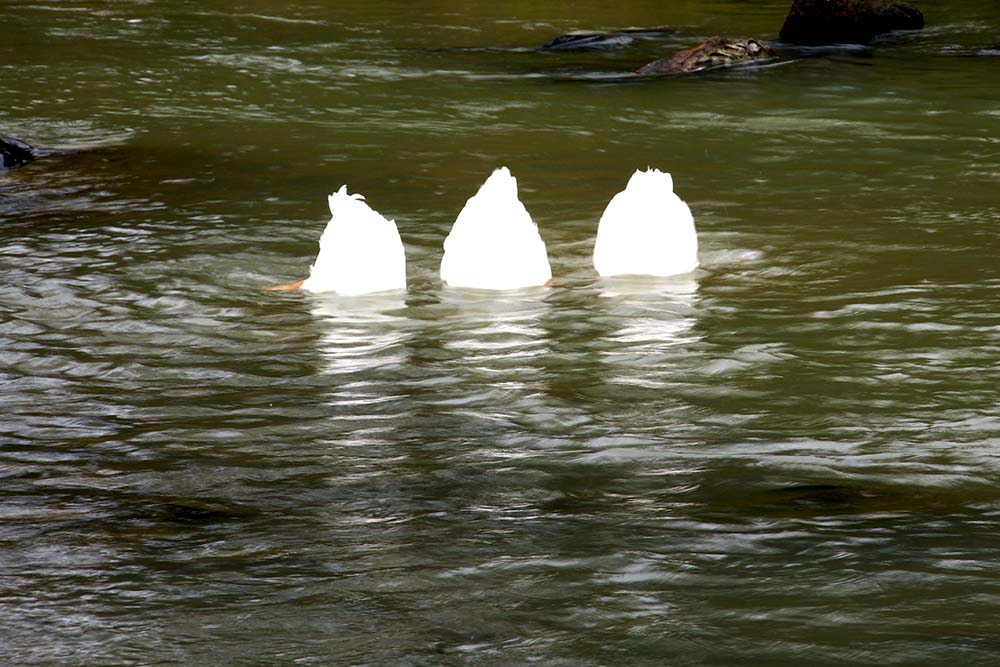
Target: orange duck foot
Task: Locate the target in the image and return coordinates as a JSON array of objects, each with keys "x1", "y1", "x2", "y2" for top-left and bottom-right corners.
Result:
[{"x1": 266, "y1": 279, "x2": 305, "y2": 292}]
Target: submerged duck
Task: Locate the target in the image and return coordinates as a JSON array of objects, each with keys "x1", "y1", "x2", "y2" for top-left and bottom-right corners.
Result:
[
  {"x1": 440, "y1": 167, "x2": 552, "y2": 290},
  {"x1": 592, "y1": 168, "x2": 699, "y2": 278},
  {"x1": 272, "y1": 186, "x2": 406, "y2": 295}
]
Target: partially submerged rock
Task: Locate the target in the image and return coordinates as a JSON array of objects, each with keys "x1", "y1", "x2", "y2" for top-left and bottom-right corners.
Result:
[
  {"x1": 637, "y1": 37, "x2": 775, "y2": 76},
  {"x1": 0, "y1": 136, "x2": 35, "y2": 169},
  {"x1": 779, "y1": 0, "x2": 924, "y2": 46}
]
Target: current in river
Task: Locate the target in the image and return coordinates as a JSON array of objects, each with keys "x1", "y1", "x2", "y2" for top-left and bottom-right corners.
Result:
[{"x1": 2, "y1": 1, "x2": 1000, "y2": 665}]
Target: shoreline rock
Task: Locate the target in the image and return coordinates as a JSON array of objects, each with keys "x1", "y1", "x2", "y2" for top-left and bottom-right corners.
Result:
[{"x1": 779, "y1": 0, "x2": 924, "y2": 46}]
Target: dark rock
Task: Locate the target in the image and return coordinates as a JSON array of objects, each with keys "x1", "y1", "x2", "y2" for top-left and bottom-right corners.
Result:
[
  {"x1": 637, "y1": 37, "x2": 775, "y2": 76},
  {"x1": 779, "y1": 0, "x2": 924, "y2": 46},
  {"x1": 0, "y1": 136, "x2": 36, "y2": 169}
]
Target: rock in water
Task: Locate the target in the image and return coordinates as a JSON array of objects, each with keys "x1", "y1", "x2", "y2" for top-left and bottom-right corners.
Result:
[
  {"x1": 637, "y1": 37, "x2": 774, "y2": 76},
  {"x1": 779, "y1": 0, "x2": 924, "y2": 46},
  {"x1": 0, "y1": 137, "x2": 35, "y2": 169}
]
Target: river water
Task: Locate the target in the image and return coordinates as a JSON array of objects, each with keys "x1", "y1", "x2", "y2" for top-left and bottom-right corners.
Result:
[{"x1": 2, "y1": 1, "x2": 1000, "y2": 665}]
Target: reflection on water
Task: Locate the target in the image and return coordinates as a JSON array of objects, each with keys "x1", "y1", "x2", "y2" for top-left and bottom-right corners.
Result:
[
  {"x1": 598, "y1": 274, "x2": 700, "y2": 389},
  {"x1": 418, "y1": 291, "x2": 555, "y2": 455},
  {"x1": 310, "y1": 295, "x2": 412, "y2": 451},
  {"x1": 311, "y1": 293, "x2": 410, "y2": 376},
  {"x1": 438, "y1": 292, "x2": 549, "y2": 379}
]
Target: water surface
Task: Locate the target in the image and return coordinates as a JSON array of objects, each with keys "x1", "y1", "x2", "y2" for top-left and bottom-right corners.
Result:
[{"x1": 2, "y1": 1, "x2": 1000, "y2": 665}]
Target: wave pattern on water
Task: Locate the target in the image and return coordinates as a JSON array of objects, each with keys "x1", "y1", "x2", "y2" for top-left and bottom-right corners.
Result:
[{"x1": 3, "y1": 1, "x2": 1000, "y2": 665}]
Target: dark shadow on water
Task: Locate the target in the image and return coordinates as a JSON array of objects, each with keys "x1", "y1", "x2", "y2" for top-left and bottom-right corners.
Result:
[
  {"x1": 131, "y1": 496, "x2": 259, "y2": 525},
  {"x1": 717, "y1": 479, "x2": 1000, "y2": 520}
]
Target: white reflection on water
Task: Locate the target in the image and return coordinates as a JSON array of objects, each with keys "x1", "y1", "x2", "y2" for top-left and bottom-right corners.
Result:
[
  {"x1": 308, "y1": 294, "x2": 416, "y2": 450},
  {"x1": 435, "y1": 288, "x2": 551, "y2": 401},
  {"x1": 596, "y1": 272, "x2": 699, "y2": 302},
  {"x1": 312, "y1": 292, "x2": 411, "y2": 380},
  {"x1": 597, "y1": 274, "x2": 701, "y2": 389}
]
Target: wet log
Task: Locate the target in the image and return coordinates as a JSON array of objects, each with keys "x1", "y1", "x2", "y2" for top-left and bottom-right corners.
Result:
[{"x1": 637, "y1": 37, "x2": 774, "y2": 76}]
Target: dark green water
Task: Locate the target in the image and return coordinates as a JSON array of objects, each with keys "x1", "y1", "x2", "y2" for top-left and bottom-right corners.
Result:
[{"x1": 2, "y1": 1, "x2": 1000, "y2": 665}]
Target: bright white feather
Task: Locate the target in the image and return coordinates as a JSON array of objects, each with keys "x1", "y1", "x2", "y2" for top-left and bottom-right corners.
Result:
[
  {"x1": 440, "y1": 167, "x2": 552, "y2": 290},
  {"x1": 300, "y1": 185, "x2": 407, "y2": 295},
  {"x1": 593, "y1": 168, "x2": 699, "y2": 278}
]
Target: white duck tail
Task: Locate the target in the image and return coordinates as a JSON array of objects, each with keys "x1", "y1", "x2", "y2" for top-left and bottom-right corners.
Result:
[
  {"x1": 300, "y1": 185, "x2": 407, "y2": 295},
  {"x1": 440, "y1": 167, "x2": 552, "y2": 290},
  {"x1": 593, "y1": 168, "x2": 699, "y2": 278}
]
